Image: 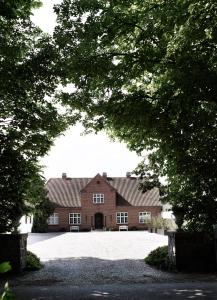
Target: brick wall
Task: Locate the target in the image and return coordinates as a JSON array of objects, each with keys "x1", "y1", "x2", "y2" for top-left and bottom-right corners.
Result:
[
  {"x1": 47, "y1": 174, "x2": 162, "y2": 232},
  {"x1": 81, "y1": 174, "x2": 117, "y2": 229},
  {"x1": 48, "y1": 206, "x2": 161, "y2": 231}
]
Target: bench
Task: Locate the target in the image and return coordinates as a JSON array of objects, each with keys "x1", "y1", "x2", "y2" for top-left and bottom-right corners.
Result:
[
  {"x1": 70, "y1": 225, "x2": 79, "y2": 232},
  {"x1": 119, "y1": 225, "x2": 128, "y2": 231}
]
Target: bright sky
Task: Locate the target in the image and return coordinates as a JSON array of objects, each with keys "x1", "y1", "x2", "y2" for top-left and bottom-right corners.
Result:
[{"x1": 31, "y1": 0, "x2": 142, "y2": 180}]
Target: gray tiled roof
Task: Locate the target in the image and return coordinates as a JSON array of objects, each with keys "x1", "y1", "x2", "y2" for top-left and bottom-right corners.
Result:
[{"x1": 46, "y1": 176, "x2": 161, "y2": 207}]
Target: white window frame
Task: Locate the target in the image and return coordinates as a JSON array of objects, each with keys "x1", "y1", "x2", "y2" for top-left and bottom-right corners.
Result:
[
  {"x1": 116, "y1": 212, "x2": 128, "y2": 224},
  {"x1": 48, "y1": 213, "x2": 59, "y2": 225},
  {"x1": 93, "y1": 193, "x2": 104, "y2": 204},
  {"x1": 69, "y1": 213, "x2": 81, "y2": 225},
  {"x1": 139, "y1": 212, "x2": 151, "y2": 224}
]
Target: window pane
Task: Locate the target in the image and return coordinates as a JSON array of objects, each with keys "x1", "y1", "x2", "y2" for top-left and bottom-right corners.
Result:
[
  {"x1": 93, "y1": 193, "x2": 104, "y2": 204},
  {"x1": 116, "y1": 212, "x2": 128, "y2": 224},
  {"x1": 139, "y1": 212, "x2": 151, "y2": 223},
  {"x1": 69, "y1": 213, "x2": 81, "y2": 224},
  {"x1": 48, "y1": 213, "x2": 59, "y2": 225}
]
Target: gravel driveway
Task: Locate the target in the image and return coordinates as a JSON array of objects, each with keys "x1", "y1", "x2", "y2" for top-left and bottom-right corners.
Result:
[
  {"x1": 12, "y1": 232, "x2": 169, "y2": 286},
  {"x1": 28, "y1": 231, "x2": 168, "y2": 261},
  {"x1": 4, "y1": 231, "x2": 217, "y2": 290}
]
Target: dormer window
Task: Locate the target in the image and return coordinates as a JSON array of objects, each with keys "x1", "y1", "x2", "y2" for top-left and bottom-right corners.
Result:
[{"x1": 93, "y1": 193, "x2": 104, "y2": 204}]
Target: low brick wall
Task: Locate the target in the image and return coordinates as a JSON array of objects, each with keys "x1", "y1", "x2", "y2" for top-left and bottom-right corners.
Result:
[
  {"x1": 0, "y1": 233, "x2": 28, "y2": 273},
  {"x1": 168, "y1": 231, "x2": 216, "y2": 271}
]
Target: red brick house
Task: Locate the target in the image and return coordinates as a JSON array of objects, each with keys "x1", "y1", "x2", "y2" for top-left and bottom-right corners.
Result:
[{"x1": 46, "y1": 173, "x2": 162, "y2": 231}]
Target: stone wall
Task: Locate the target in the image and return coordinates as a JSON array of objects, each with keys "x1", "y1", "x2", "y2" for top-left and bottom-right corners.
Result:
[
  {"x1": 168, "y1": 231, "x2": 216, "y2": 271},
  {"x1": 0, "y1": 234, "x2": 28, "y2": 273}
]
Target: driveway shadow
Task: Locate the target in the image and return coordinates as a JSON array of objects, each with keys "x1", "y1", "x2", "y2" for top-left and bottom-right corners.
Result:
[
  {"x1": 11, "y1": 283, "x2": 217, "y2": 300},
  {"x1": 27, "y1": 233, "x2": 66, "y2": 245},
  {"x1": 6, "y1": 257, "x2": 217, "y2": 287},
  {"x1": 7, "y1": 257, "x2": 147, "y2": 286}
]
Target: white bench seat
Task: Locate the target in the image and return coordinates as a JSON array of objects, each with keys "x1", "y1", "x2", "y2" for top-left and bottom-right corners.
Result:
[
  {"x1": 70, "y1": 225, "x2": 79, "y2": 232},
  {"x1": 119, "y1": 225, "x2": 128, "y2": 231}
]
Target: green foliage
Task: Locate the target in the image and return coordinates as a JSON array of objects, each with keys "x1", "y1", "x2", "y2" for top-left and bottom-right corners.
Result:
[
  {"x1": 0, "y1": 0, "x2": 69, "y2": 232},
  {"x1": 149, "y1": 216, "x2": 177, "y2": 230},
  {"x1": 0, "y1": 158, "x2": 41, "y2": 233},
  {"x1": 25, "y1": 251, "x2": 42, "y2": 271},
  {"x1": 0, "y1": 1, "x2": 42, "y2": 19},
  {"x1": 0, "y1": 282, "x2": 14, "y2": 300},
  {"x1": 0, "y1": 263, "x2": 13, "y2": 300},
  {"x1": 26, "y1": 173, "x2": 55, "y2": 233},
  {"x1": 145, "y1": 246, "x2": 173, "y2": 271},
  {"x1": 149, "y1": 217, "x2": 166, "y2": 229},
  {"x1": 54, "y1": 0, "x2": 217, "y2": 232},
  {"x1": 0, "y1": 262, "x2": 11, "y2": 274},
  {"x1": 32, "y1": 196, "x2": 55, "y2": 233}
]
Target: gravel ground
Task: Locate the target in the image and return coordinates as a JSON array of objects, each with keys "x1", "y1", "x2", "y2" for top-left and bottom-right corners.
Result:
[
  {"x1": 8, "y1": 232, "x2": 167, "y2": 285},
  {"x1": 5, "y1": 232, "x2": 217, "y2": 286},
  {"x1": 27, "y1": 231, "x2": 168, "y2": 261}
]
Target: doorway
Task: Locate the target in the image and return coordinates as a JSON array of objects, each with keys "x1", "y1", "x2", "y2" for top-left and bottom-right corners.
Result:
[{"x1": 94, "y1": 213, "x2": 104, "y2": 229}]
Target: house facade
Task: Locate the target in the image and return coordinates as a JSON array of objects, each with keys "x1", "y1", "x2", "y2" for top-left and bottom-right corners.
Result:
[{"x1": 46, "y1": 173, "x2": 162, "y2": 231}]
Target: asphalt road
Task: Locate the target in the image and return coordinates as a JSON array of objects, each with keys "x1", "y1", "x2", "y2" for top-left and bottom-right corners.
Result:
[{"x1": 12, "y1": 282, "x2": 217, "y2": 300}]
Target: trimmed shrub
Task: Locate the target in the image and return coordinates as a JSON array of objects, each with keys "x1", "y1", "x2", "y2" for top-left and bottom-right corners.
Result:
[
  {"x1": 145, "y1": 246, "x2": 174, "y2": 271},
  {"x1": 25, "y1": 251, "x2": 42, "y2": 271}
]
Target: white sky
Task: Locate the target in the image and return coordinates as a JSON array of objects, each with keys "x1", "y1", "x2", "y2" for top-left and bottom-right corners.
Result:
[{"x1": 31, "y1": 0, "x2": 142, "y2": 179}]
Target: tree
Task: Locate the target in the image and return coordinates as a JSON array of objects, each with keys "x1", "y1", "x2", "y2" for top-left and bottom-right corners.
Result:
[
  {"x1": 27, "y1": 173, "x2": 55, "y2": 233},
  {"x1": 0, "y1": 1, "x2": 69, "y2": 232},
  {"x1": 54, "y1": 0, "x2": 217, "y2": 231}
]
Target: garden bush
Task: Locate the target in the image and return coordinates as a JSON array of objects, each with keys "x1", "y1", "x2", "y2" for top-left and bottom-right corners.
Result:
[
  {"x1": 25, "y1": 251, "x2": 42, "y2": 271},
  {"x1": 0, "y1": 262, "x2": 13, "y2": 300},
  {"x1": 145, "y1": 246, "x2": 175, "y2": 271}
]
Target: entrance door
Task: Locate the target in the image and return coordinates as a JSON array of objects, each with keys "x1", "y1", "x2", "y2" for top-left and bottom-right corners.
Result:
[{"x1": 95, "y1": 213, "x2": 103, "y2": 229}]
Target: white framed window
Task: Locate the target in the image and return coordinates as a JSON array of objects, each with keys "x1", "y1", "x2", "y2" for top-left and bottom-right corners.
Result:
[
  {"x1": 139, "y1": 212, "x2": 151, "y2": 223},
  {"x1": 116, "y1": 212, "x2": 128, "y2": 224},
  {"x1": 93, "y1": 193, "x2": 104, "y2": 204},
  {"x1": 48, "y1": 213, "x2": 59, "y2": 225},
  {"x1": 69, "y1": 213, "x2": 81, "y2": 224}
]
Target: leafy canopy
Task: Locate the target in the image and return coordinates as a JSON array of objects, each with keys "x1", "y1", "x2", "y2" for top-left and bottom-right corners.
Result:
[
  {"x1": 0, "y1": 0, "x2": 68, "y2": 232},
  {"x1": 54, "y1": 0, "x2": 217, "y2": 231}
]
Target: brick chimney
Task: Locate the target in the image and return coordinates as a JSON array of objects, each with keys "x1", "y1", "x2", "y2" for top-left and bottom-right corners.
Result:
[
  {"x1": 126, "y1": 172, "x2": 131, "y2": 178},
  {"x1": 102, "y1": 172, "x2": 107, "y2": 179},
  {"x1": 62, "y1": 172, "x2": 67, "y2": 179}
]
